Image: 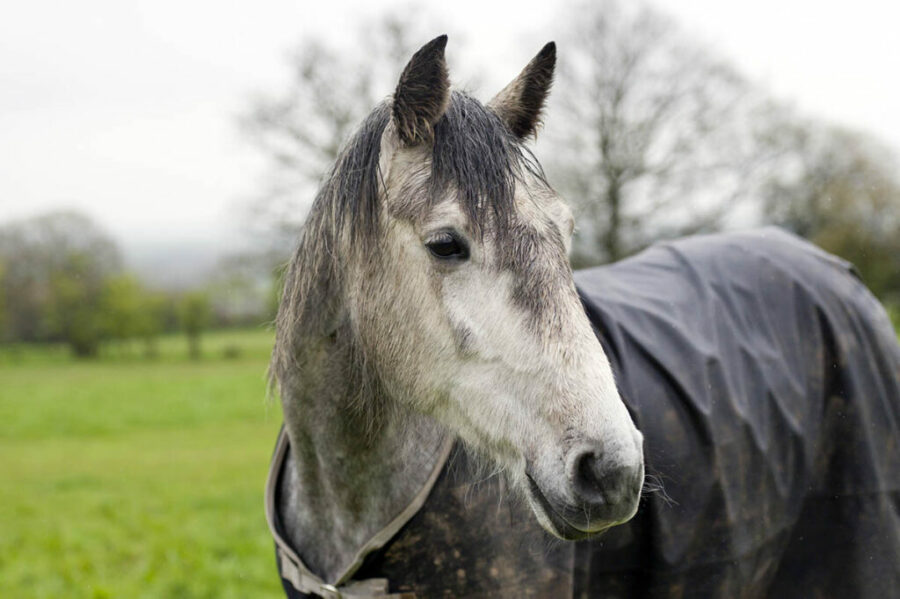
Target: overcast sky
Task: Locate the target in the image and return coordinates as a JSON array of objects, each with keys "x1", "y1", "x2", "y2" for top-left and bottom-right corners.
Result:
[{"x1": 2, "y1": 0, "x2": 898, "y2": 253}]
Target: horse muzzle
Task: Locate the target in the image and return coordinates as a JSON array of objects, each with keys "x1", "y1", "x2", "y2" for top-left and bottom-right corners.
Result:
[{"x1": 525, "y1": 438, "x2": 644, "y2": 540}]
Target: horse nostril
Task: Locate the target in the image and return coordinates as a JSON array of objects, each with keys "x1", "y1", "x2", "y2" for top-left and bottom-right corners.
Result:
[
  {"x1": 574, "y1": 450, "x2": 610, "y2": 502},
  {"x1": 571, "y1": 447, "x2": 642, "y2": 509}
]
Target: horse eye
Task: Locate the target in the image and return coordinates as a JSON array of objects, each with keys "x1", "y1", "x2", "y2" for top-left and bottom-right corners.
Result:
[{"x1": 425, "y1": 233, "x2": 469, "y2": 261}]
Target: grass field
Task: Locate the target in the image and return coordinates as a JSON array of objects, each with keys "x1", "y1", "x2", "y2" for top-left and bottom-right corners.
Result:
[{"x1": 0, "y1": 328, "x2": 285, "y2": 598}]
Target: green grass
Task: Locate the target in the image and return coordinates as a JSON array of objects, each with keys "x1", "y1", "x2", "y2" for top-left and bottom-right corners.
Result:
[{"x1": 0, "y1": 328, "x2": 285, "y2": 598}]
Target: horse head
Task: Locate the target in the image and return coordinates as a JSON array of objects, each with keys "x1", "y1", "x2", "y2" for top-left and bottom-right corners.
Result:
[{"x1": 274, "y1": 36, "x2": 644, "y2": 541}]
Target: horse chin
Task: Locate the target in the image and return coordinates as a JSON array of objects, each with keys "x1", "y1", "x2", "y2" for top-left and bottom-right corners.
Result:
[{"x1": 524, "y1": 474, "x2": 614, "y2": 541}]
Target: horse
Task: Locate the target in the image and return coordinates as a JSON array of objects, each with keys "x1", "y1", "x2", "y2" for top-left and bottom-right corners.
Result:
[{"x1": 267, "y1": 36, "x2": 900, "y2": 598}]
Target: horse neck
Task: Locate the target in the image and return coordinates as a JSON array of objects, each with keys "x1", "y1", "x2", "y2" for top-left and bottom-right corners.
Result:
[{"x1": 278, "y1": 334, "x2": 447, "y2": 584}]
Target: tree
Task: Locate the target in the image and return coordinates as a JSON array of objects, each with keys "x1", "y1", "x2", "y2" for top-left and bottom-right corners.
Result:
[
  {"x1": 546, "y1": 0, "x2": 772, "y2": 265},
  {"x1": 0, "y1": 211, "x2": 122, "y2": 355},
  {"x1": 44, "y1": 254, "x2": 108, "y2": 357},
  {"x1": 761, "y1": 123, "x2": 900, "y2": 302},
  {"x1": 178, "y1": 291, "x2": 212, "y2": 360},
  {"x1": 240, "y1": 12, "x2": 463, "y2": 258},
  {"x1": 102, "y1": 274, "x2": 165, "y2": 357}
]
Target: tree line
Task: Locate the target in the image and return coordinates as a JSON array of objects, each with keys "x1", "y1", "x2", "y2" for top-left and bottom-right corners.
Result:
[{"x1": 0, "y1": 212, "x2": 217, "y2": 358}]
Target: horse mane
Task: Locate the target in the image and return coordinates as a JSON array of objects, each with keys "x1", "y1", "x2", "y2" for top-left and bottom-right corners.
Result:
[{"x1": 270, "y1": 91, "x2": 547, "y2": 398}]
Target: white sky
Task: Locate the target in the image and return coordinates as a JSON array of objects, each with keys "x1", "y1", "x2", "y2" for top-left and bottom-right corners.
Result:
[{"x1": 1, "y1": 0, "x2": 898, "y2": 251}]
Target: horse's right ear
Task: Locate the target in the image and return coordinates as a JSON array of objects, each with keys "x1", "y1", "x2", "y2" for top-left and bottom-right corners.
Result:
[{"x1": 392, "y1": 35, "x2": 450, "y2": 146}]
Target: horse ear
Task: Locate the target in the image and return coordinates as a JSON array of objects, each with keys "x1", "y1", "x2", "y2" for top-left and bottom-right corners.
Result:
[
  {"x1": 393, "y1": 35, "x2": 451, "y2": 146},
  {"x1": 488, "y1": 42, "x2": 556, "y2": 140}
]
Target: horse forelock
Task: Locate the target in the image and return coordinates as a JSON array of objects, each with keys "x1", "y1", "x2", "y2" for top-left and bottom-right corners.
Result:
[{"x1": 429, "y1": 92, "x2": 548, "y2": 236}]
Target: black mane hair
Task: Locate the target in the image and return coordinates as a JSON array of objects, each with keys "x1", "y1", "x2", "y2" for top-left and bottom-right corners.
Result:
[{"x1": 324, "y1": 90, "x2": 546, "y2": 243}]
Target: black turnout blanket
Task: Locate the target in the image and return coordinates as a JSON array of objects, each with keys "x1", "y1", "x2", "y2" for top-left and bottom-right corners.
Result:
[{"x1": 273, "y1": 228, "x2": 900, "y2": 598}]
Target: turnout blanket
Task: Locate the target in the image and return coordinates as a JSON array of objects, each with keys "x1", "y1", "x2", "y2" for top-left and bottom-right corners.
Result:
[{"x1": 268, "y1": 228, "x2": 900, "y2": 598}]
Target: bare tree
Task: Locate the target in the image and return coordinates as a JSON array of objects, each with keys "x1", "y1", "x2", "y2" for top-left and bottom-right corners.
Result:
[
  {"x1": 240, "y1": 12, "x2": 459, "y2": 257},
  {"x1": 546, "y1": 0, "x2": 771, "y2": 264}
]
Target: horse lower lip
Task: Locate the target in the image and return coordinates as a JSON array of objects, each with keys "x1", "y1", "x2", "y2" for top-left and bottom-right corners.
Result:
[{"x1": 525, "y1": 474, "x2": 607, "y2": 540}]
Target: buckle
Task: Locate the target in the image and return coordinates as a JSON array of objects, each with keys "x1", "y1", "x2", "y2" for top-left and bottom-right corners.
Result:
[{"x1": 319, "y1": 583, "x2": 342, "y2": 598}]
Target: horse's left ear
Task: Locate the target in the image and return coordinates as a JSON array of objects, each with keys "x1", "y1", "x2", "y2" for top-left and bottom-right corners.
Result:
[{"x1": 488, "y1": 42, "x2": 556, "y2": 140}]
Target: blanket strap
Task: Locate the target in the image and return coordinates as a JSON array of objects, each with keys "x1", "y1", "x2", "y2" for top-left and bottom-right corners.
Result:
[{"x1": 266, "y1": 426, "x2": 453, "y2": 599}]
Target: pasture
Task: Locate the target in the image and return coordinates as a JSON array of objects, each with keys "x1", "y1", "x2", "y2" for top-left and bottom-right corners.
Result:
[{"x1": 0, "y1": 328, "x2": 284, "y2": 598}]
